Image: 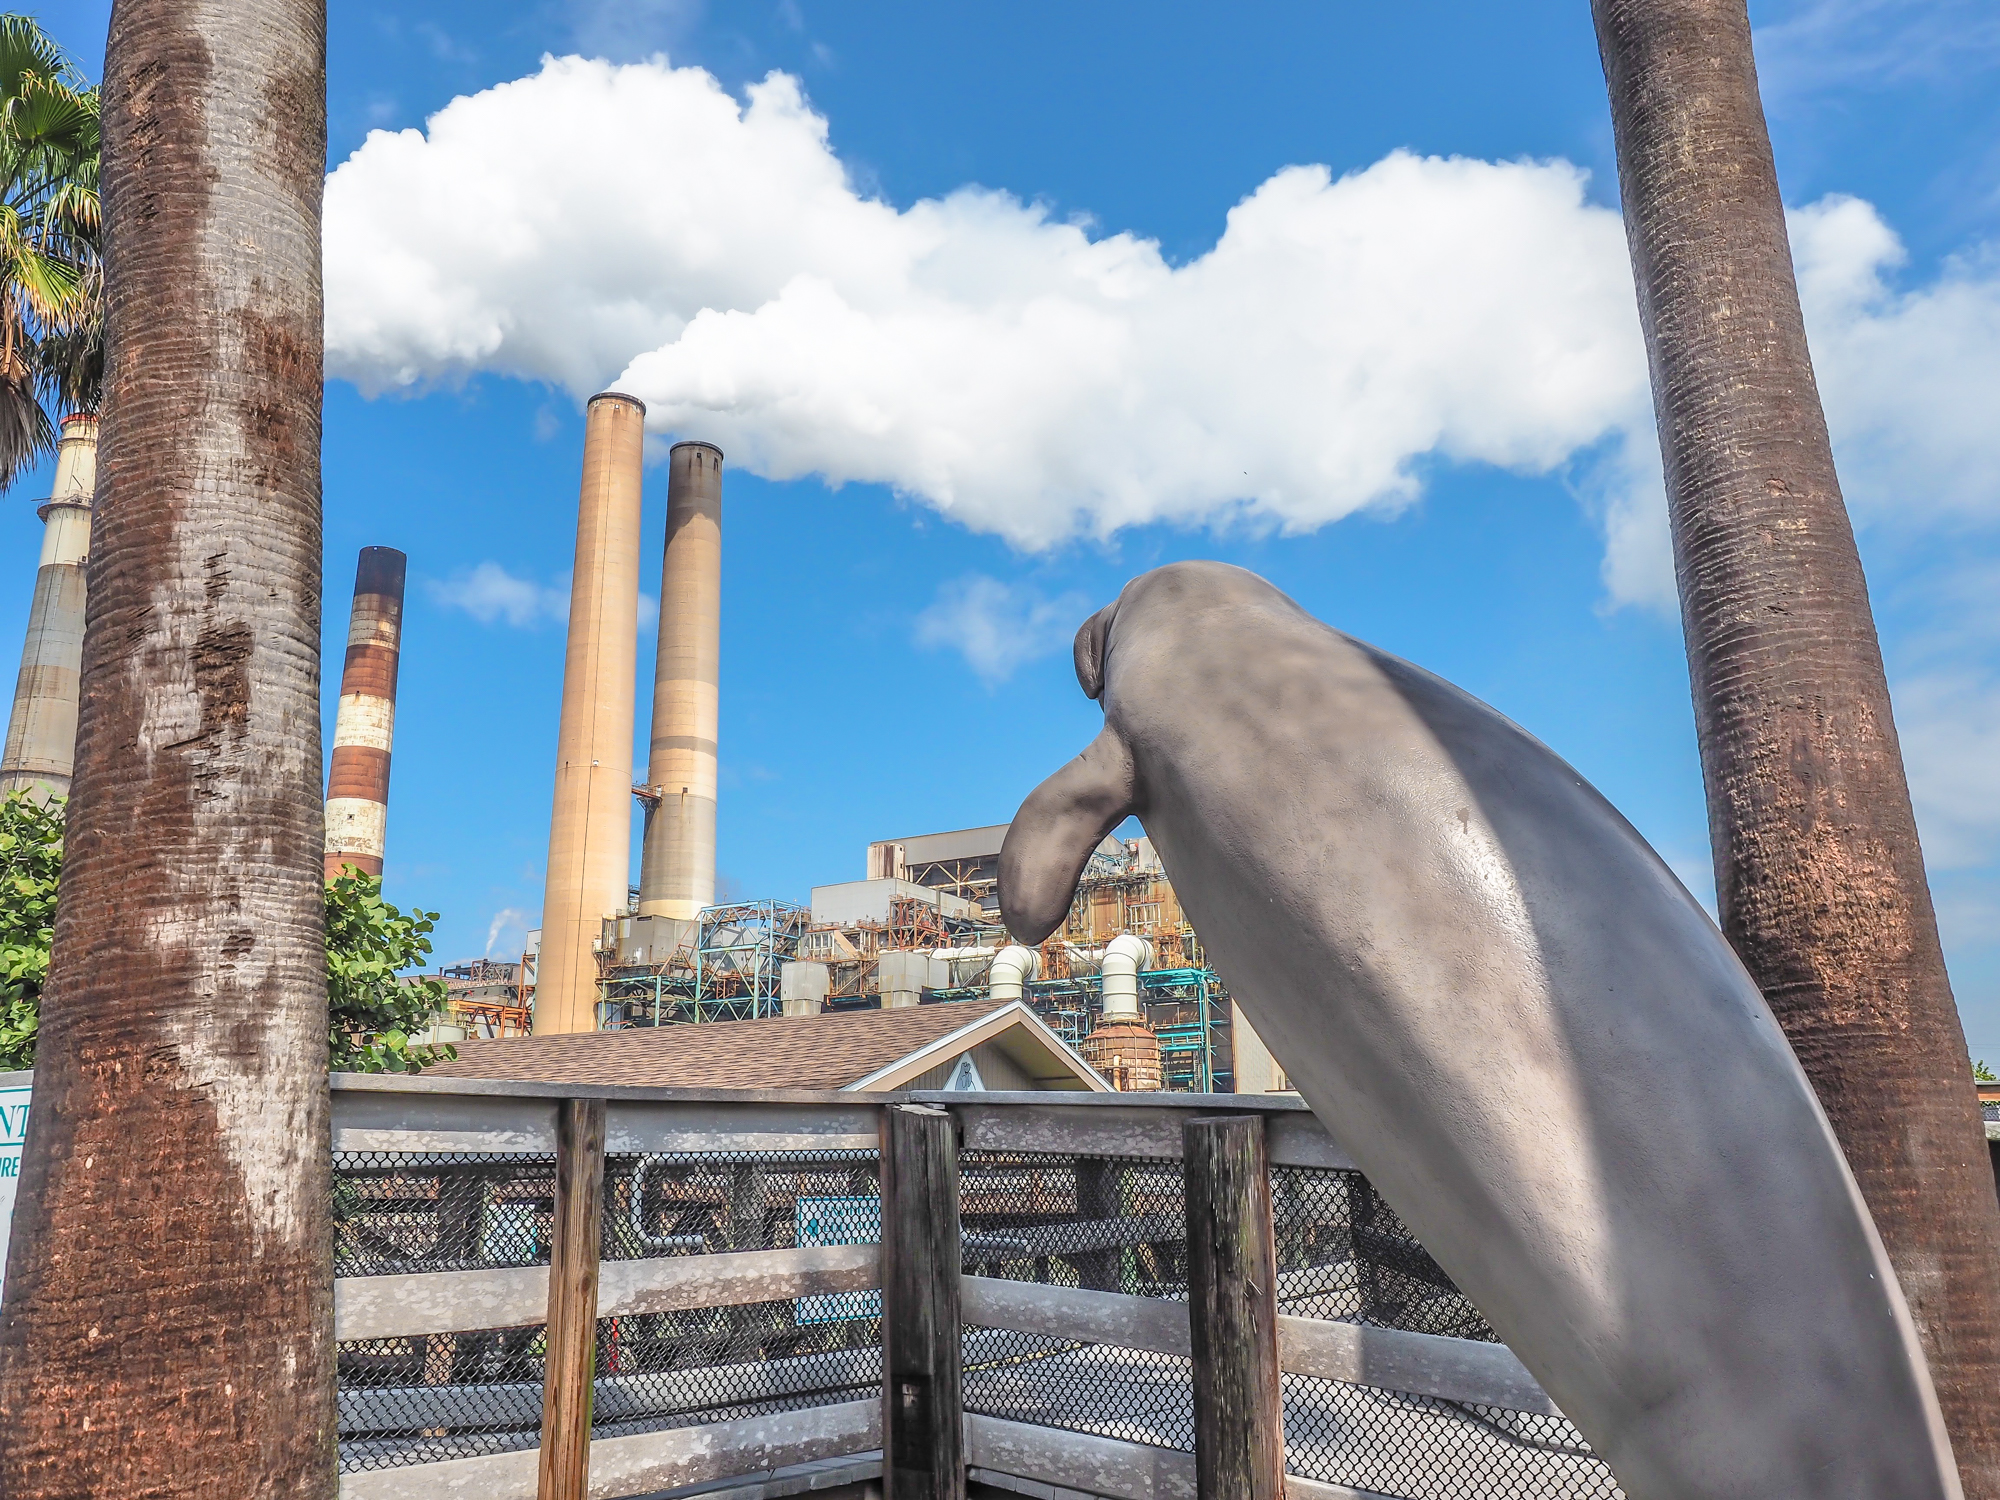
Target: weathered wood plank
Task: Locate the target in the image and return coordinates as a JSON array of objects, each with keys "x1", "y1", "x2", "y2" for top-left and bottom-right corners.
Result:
[
  {"x1": 607, "y1": 1100, "x2": 883, "y2": 1155},
  {"x1": 332, "y1": 1088, "x2": 558, "y2": 1154},
  {"x1": 960, "y1": 1276, "x2": 1190, "y2": 1358},
  {"x1": 336, "y1": 1401, "x2": 882, "y2": 1500},
  {"x1": 337, "y1": 1445, "x2": 540, "y2": 1500},
  {"x1": 539, "y1": 1097, "x2": 608, "y2": 1500},
  {"x1": 1275, "y1": 1315, "x2": 1559, "y2": 1417},
  {"x1": 585, "y1": 1398, "x2": 881, "y2": 1499},
  {"x1": 333, "y1": 1245, "x2": 882, "y2": 1342},
  {"x1": 955, "y1": 1104, "x2": 1187, "y2": 1161},
  {"x1": 882, "y1": 1103, "x2": 966, "y2": 1500},
  {"x1": 599, "y1": 1244, "x2": 880, "y2": 1319},
  {"x1": 1263, "y1": 1114, "x2": 1354, "y2": 1172},
  {"x1": 949, "y1": 1103, "x2": 1347, "y2": 1172},
  {"x1": 956, "y1": 1276, "x2": 1559, "y2": 1416},
  {"x1": 963, "y1": 1414, "x2": 1196, "y2": 1500},
  {"x1": 335, "y1": 1266, "x2": 549, "y2": 1341},
  {"x1": 1185, "y1": 1115, "x2": 1285, "y2": 1500}
]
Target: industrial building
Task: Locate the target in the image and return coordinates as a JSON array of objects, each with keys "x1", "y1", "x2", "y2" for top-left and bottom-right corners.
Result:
[
  {"x1": 498, "y1": 398, "x2": 1289, "y2": 1096},
  {"x1": 580, "y1": 823, "x2": 1284, "y2": 1095}
]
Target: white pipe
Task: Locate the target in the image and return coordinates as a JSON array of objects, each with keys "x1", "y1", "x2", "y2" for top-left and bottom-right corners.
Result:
[
  {"x1": 1100, "y1": 933, "x2": 1154, "y2": 1019},
  {"x1": 928, "y1": 946, "x2": 998, "y2": 962},
  {"x1": 989, "y1": 945, "x2": 1040, "y2": 1003}
]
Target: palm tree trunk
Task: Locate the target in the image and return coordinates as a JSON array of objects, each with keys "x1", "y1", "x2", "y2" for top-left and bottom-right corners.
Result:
[
  {"x1": 0, "y1": 0, "x2": 334, "y2": 1493},
  {"x1": 1591, "y1": 0, "x2": 2000, "y2": 1487}
]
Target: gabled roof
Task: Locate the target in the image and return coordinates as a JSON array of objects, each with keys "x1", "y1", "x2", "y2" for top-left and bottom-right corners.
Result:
[{"x1": 422, "y1": 998, "x2": 1108, "y2": 1093}]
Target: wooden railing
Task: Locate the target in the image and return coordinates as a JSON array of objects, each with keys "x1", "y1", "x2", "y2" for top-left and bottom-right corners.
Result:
[{"x1": 329, "y1": 1075, "x2": 1618, "y2": 1500}]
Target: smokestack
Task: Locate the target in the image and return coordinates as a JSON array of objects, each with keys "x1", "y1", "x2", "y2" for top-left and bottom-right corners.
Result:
[
  {"x1": 638, "y1": 441, "x2": 722, "y2": 920},
  {"x1": 323, "y1": 547, "x2": 407, "y2": 879},
  {"x1": 537, "y1": 392, "x2": 646, "y2": 1034},
  {"x1": 0, "y1": 415, "x2": 97, "y2": 801}
]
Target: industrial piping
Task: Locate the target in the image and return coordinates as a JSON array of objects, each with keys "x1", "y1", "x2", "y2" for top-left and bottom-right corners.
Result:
[
  {"x1": 638, "y1": 440, "x2": 723, "y2": 921},
  {"x1": 324, "y1": 547, "x2": 406, "y2": 879},
  {"x1": 1098, "y1": 933, "x2": 1154, "y2": 1017},
  {"x1": 989, "y1": 945, "x2": 1040, "y2": 1003},
  {"x1": 537, "y1": 392, "x2": 646, "y2": 1034},
  {"x1": 0, "y1": 414, "x2": 95, "y2": 800}
]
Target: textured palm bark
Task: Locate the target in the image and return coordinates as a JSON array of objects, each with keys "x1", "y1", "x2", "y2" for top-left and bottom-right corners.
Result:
[
  {"x1": 1592, "y1": 0, "x2": 2000, "y2": 1488},
  {"x1": 0, "y1": 1, "x2": 335, "y2": 1494}
]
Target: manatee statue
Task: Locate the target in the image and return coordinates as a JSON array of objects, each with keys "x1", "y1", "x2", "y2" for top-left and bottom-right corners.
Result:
[{"x1": 999, "y1": 560, "x2": 1958, "y2": 1499}]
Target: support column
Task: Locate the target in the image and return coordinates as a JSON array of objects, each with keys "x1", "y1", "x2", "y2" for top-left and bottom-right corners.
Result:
[
  {"x1": 538, "y1": 1097, "x2": 607, "y2": 1500},
  {"x1": 0, "y1": 414, "x2": 96, "y2": 801},
  {"x1": 1184, "y1": 1114, "x2": 1285, "y2": 1500},
  {"x1": 537, "y1": 393, "x2": 645, "y2": 1034},
  {"x1": 323, "y1": 546, "x2": 405, "y2": 879},
  {"x1": 881, "y1": 1103, "x2": 966, "y2": 1500},
  {"x1": 637, "y1": 440, "x2": 721, "y2": 920}
]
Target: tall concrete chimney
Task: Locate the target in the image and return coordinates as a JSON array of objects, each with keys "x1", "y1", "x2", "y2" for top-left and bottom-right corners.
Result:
[
  {"x1": 638, "y1": 441, "x2": 722, "y2": 920},
  {"x1": 537, "y1": 392, "x2": 646, "y2": 1034},
  {"x1": 324, "y1": 547, "x2": 406, "y2": 879},
  {"x1": 1, "y1": 415, "x2": 96, "y2": 801}
]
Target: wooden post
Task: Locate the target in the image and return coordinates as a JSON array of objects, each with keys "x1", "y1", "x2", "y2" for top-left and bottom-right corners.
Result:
[
  {"x1": 881, "y1": 1103, "x2": 966, "y2": 1500},
  {"x1": 538, "y1": 1097, "x2": 607, "y2": 1500},
  {"x1": 1185, "y1": 1115, "x2": 1285, "y2": 1500}
]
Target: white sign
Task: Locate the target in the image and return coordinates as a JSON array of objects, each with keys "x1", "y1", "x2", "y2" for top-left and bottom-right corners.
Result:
[{"x1": 0, "y1": 1075, "x2": 29, "y2": 1297}]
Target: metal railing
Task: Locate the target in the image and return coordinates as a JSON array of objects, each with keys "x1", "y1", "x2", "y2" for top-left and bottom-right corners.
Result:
[{"x1": 329, "y1": 1075, "x2": 1621, "y2": 1500}]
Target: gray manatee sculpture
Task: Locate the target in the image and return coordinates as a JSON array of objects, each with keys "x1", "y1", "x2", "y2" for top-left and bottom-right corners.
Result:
[{"x1": 999, "y1": 561, "x2": 1958, "y2": 1500}]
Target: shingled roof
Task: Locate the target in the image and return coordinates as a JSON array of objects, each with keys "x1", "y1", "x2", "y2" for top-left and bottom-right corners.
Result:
[{"x1": 423, "y1": 998, "x2": 1105, "y2": 1092}]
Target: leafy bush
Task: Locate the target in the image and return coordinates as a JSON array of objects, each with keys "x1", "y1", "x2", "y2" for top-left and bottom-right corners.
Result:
[
  {"x1": 0, "y1": 791, "x2": 456, "y2": 1072},
  {"x1": 0, "y1": 791, "x2": 61, "y2": 1071},
  {"x1": 325, "y1": 865, "x2": 455, "y2": 1072}
]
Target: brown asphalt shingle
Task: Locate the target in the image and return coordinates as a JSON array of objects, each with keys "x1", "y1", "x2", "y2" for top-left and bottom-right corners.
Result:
[{"x1": 424, "y1": 999, "x2": 1010, "y2": 1090}]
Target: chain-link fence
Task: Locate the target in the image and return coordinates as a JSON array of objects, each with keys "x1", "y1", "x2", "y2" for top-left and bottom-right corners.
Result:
[
  {"x1": 603, "y1": 1150, "x2": 881, "y2": 1259},
  {"x1": 334, "y1": 1151, "x2": 557, "y2": 1471},
  {"x1": 334, "y1": 1125, "x2": 1619, "y2": 1497},
  {"x1": 334, "y1": 1151, "x2": 556, "y2": 1276},
  {"x1": 961, "y1": 1150, "x2": 1187, "y2": 1297},
  {"x1": 1271, "y1": 1164, "x2": 1497, "y2": 1341},
  {"x1": 958, "y1": 1146, "x2": 1623, "y2": 1500},
  {"x1": 333, "y1": 1147, "x2": 884, "y2": 1473},
  {"x1": 964, "y1": 1326, "x2": 1194, "y2": 1451},
  {"x1": 1282, "y1": 1374, "x2": 1620, "y2": 1500},
  {"x1": 592, "y1": 1300, "x2": 882, "y2": 1440}
]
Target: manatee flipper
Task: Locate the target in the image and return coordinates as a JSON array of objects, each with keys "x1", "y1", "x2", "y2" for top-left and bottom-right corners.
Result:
[{"x1": 1000, "y1": 724, "x2": 1138, "y2": 942}]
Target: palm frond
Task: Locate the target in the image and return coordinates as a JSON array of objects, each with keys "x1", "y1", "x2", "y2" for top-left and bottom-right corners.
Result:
[
  {"x1": 0, "y1": 16, "x2": 79, "y2": 100},
  {"x1": 0, "y1": 359, "x2": 53, "y2": 489}
]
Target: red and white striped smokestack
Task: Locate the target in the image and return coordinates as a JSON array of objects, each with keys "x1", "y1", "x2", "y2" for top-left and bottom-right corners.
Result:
[{"x1": 324, "y1": 547, "x2": 406, "y2": 879}]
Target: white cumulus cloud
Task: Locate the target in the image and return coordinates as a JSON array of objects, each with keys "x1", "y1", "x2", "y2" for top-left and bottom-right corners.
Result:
[
  {"x1": 324, "y1": 55, "x2": 2000, "y2": 595},
  {"x1": 914, "y1": 576, "x2": 1091, "y2": 686},
  {"x1": 324, "y1": 55, "x2": 1653, "y2": 551}
]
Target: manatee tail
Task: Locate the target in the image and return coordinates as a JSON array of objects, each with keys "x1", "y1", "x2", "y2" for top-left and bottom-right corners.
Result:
[{"x1": 1000, "y1": 725, "x2": 1139, "y2": 943}]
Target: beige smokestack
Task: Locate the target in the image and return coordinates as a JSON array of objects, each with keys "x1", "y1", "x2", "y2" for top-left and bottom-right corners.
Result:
[
  {"x1": 324, "y1": 547, "x2": 406, "y2": 879},
  {"x1": 536, "y1": 392, "x2": 645, "y2": 1035},
  {"x1": 638, "y1": 440, "x2": 722, "y2": 920},
  {"x1": 1, "y1": 415, "x2": 96, "y2": 801}
]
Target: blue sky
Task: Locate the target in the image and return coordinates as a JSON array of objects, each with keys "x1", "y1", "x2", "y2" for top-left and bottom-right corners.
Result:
[{"x1": 17, "y1": 1, "x2": 2000, "y2": 1055}]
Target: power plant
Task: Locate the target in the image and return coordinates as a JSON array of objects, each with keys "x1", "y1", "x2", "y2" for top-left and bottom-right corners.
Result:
[
  {"x1": 0, "y1": 395, "x2": 1276, "y2": 1094},
  {"x1": 324, "y1": 547, "x2": 406, "y2": 878},
  {"x1": 454, "y1": 401, "x2": 1284, "y2": 1091},
  {"x1": 1, "y1": 414, "x2": 96, "y2": 801}
]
